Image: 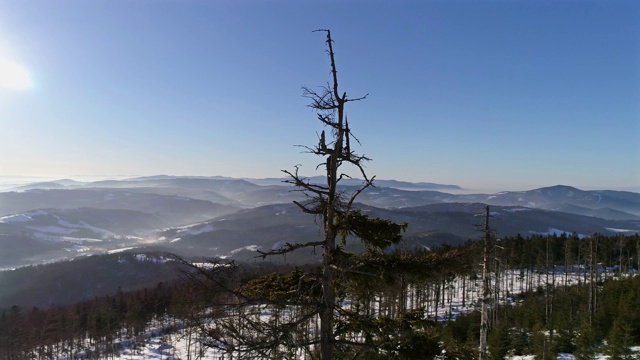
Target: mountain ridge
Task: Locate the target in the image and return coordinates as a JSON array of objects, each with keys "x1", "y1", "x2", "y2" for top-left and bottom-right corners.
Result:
[{"x1": 0, "y1": 177, "x2": 637, "y2": 268}]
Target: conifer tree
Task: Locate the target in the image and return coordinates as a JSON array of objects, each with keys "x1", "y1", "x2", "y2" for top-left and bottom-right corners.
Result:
[
  {"x1": 263, "y1": 28, "x2": 408, "y2": 359},
  {"x1": 487, "y1": 322, "x2": 510, "y2": 360},
  {"x1": 605, "y1": 316, "x2": 635, "y2": 360},
  {"x1": 574, "y1": 319, "x2": 597, "y2": 360}
]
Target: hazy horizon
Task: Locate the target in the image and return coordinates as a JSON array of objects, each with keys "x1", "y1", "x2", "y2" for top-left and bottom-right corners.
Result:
[
  {"x1": 1, "y1": 1, "x2": 638, "y2": 192},
  {"x1": 0, "y1": 174, "x2": 637, "y2": 195}
]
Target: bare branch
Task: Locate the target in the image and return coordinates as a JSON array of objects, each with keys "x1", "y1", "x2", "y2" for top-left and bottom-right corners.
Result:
[
  {"x1": 282, "y1": 168, "x2": 329, "y2": 194},
  {"x1": 343, "y1": 93, "x2": 369, "y2": 103},
  {"x1": 347, "y1": 176, "x2": 375, "y2": 210}
]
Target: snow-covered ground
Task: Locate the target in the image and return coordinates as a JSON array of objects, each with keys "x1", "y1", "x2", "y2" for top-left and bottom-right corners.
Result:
[
  {"x1": 0, "y1": 209, "x2": 116, "y2": 246},
  {"x1": 36, "y1": 268, "x2": 640, "y2": 359},
  {"x1": 105, "y1": 269, "x2": 637, "y2": 359},
  {"x1": 107, "y1": 326, "x2": 639, "y2": 360}
]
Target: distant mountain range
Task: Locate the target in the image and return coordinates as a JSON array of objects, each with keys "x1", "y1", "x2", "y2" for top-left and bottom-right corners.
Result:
[{"x1": 0, "y1": 176, "x2": 638, "y2": 269}]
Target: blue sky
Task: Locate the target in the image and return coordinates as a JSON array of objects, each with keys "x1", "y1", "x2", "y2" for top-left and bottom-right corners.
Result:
[{"x1": 0, "y1": 1, "x2": 638, "y2": 192}]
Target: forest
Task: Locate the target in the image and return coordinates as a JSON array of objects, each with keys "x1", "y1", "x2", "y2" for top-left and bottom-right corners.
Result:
[{"x1": 0, "y1": 232, "x2": 638, "y2": 359}]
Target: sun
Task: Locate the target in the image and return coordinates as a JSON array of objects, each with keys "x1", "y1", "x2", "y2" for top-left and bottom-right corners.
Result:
[{"x1": 0, "y1": 58, "x2": 32, "y2": 91}]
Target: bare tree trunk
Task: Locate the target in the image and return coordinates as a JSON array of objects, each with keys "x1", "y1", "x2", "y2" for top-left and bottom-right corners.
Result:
[
  {"x1": 479, "y1": 206, "x2": 491, "y2": 360},
  {"x1": 321, "y1": 208, "x2": 337, "y2": 360},
  {"x1": 637, "y1": 237, "x2": 640, "y2": 275},
  {"x1": 593, "y1": 236, "x2": 599, "y2": 317},
  {"x1": 462, "y1": 275, "x2": 467, "y2": 308},
  {"x1": 589, "y1": 236, "x2": 594, "y2": 326},
  {"x1": 546, "y1": 235, "x2": 550, "y2": 324}
]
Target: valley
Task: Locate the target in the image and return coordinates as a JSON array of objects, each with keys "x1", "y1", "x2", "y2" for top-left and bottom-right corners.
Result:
[{"x1": 0, "y1": 176, "x2": 638, "y2": 270}]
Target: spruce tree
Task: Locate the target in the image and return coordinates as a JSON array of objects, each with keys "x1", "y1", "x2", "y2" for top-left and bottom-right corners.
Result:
[
  {"x1": 574, "y1": 319, "x2": 597, "y2": 360},
  {"x1": 605, "y1": 316, "x2": 635, "y2": 360},
  {"x1": 487, "y1": 322, "x2": 510, "y2": 360}
]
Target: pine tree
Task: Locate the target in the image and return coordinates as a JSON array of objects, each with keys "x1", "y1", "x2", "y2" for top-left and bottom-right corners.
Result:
[
  {"x1": 487, "y1": 322, "x2": 510, "y2": 360},
  {"x1": 574, "y1": 319, "x2": 597, "y2": 360},
  {"x1": 605, "y1": 316, "x2": 635, "y2": 360}
]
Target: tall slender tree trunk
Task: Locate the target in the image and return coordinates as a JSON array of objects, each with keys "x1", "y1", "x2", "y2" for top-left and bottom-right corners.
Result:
[
  {"x1": 589, "y1": 237, "x2": 594, "y2": 325},
  {"x1": 479, "y1": 206, "x2": 491, "y2": 360},
  {"x1": 320, "y1": 29, "x2": 345, "y2": 360}
]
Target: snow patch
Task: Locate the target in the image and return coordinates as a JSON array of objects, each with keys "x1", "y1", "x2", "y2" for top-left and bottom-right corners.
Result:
[
  {"x1": 529, "y1": 228, "x2": 587, "y2": 239},
  {"x1": 606, "y1": 227, "x2": 639, "y2": 234},
  {"x1": 65, "y1": 245, "x2": 90, "y2": 252},
  {"x1": 0, "y1": 210, "x2": 49, "y2": 223},
  {"x1": 108, "y1": 247, "x2": 137, "y2": 254},
  {"x1": 3, "y1": 210, "x2": 117, "y2": 239},
  {"x1": 58, "y1": 219, "x2": 117, "y2": 237},
  {"x1": 184, "y1": 224, "x2": 214, "y2": 235},
  {"x1": 31, "y1": 232, "x2": 103, "y2": 243},
  {"x1": 503, "y1": 207, "x2": 531, "y2": 212},
  {"x1": 134, "y1": 254, "x2": 169, "y2": 263},
  {"x1": 230, "y1": 245, "x2": 260, "y2": 254},
  {"x1": 164, "y1": 222, "x2": 215, "y2": 236}
]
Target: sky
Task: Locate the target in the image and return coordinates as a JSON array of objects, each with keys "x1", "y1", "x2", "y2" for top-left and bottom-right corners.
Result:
[{"x1": 0, "y1": 1, "x2": 638, "y2": 192}]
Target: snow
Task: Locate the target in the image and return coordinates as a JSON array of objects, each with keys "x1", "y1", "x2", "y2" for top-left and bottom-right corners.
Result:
[
  {"x1": 229, "y1": 245, "x2": 260, "y2": 254},
  {"x1": 65, "y1": 245, "x2": 90, "y2": 252},
  {"x1": 0, "y1": 213, "x2": 35, "y2": 223},
  {"x1": 185, "y1": 224, "x2": 214, "y2": 235},
  {"x1": 134, "y1": 254, "x2": 170, "y2": 263},
  {"x1": 163, "y1": 223, "x2": 215, "y2": 239},
  {"x1": 32, "y1": 232, "x2": 103, "y2": 243},
  {"x1": 108, "y1": 247, "x2": 137, "y2": 254},
  {"x1": 503, "y1": 207, "x2": 532, "y2": 212},
  {"x1": 1, "y1": 210, "x2": 119, "y2": 242},
  {"x1": 20, "y1": 267, "x2": 639, "y2": 360},
  {"x1": 529, "y1": 228, "x2": 587, "y2": 239},
  {"x1": 541, "y1": 354, "x2": 617, "y2": 360},
  {"x1": 0, "y1": 209, "x2": 49, "y2": 223},
  {"x1": 58, "y1": 219, "x2": 117, "y2": 237},
  {"x1": 606, "y1": 227, "x2": 639, "y2": 234},
  {"x1": 107, "y1": 327, "x2": 619, "y2": 360}
]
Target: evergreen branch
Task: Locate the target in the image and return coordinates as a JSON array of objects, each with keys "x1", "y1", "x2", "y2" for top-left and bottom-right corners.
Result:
[{"x1": 255, "y1": 241, "x2": 325, "y2": 259}]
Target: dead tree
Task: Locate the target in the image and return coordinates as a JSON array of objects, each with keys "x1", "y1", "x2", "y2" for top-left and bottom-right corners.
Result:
[
  {"x1": 478, "y1": 206, "x2": 491, "y2": 360},
  {"x1": 183, "y1": 30, "x2": 462, "y2": 359},
  {"x1": 257, "y1": 29, "x2": 407, "y2": 359}
]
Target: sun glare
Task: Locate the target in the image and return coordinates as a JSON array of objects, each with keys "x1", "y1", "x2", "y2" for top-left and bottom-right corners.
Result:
[{"x1": 0, "y1": 58, "x2": 32, "y2": 91}]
